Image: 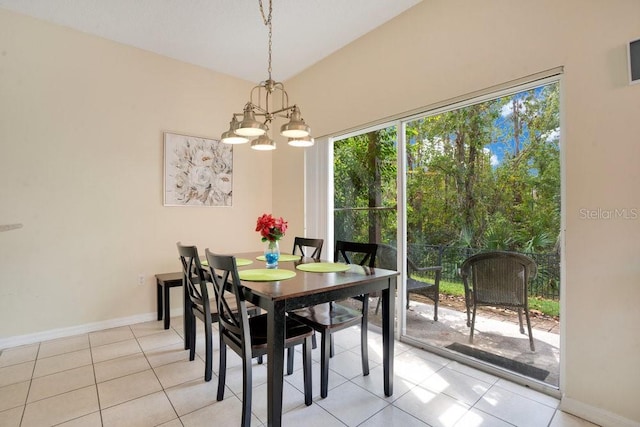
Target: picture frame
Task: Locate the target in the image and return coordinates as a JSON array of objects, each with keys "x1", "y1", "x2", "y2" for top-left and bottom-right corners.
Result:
[
  {"x1": 163, "y1": 132, "x2": 233, "y2": 207},
  {"x1": 628, "y1": 37, "x2": 640, "y2": 85}
]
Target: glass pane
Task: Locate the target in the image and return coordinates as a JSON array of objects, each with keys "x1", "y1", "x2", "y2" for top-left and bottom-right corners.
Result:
[
  {"x1": 403, "y1": 81, "x2": 561, "y2": 387},
  {"x1": 333, "y1": 127, "x2": 397, "y2": 246}
]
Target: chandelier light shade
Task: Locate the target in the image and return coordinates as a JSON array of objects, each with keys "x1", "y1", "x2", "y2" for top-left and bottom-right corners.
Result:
[
  {"x1": 220, "y1": 117, "x2": 250, "y2": 144},
  {"x1": 235, "y1": 105, "x2": 268, "y2": 137},
  {"x1": 251, "y1": 134, "x2": 276, "y2": 150},
  {"x1": 220, "y1": 0, "x2": 314, "y2": 150},
  {"x1": 288, "y1": 136, "x2": 314, "y2": 147}
]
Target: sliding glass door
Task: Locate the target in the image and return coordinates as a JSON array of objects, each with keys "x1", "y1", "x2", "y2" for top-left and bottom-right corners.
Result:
[{"x1": 309, "y1": 77, "x2": 561, "y2": 389}]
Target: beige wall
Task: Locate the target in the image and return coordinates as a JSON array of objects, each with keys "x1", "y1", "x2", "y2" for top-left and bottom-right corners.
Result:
[
  {"x1": 276, "y1": 0, "x2": 640, "y2": 424},
  {"x1": 0, "y1": 9, "x2": 273, "y2": 337}
]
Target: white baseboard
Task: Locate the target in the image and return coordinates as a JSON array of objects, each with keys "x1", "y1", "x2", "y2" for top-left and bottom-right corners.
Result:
[
  {"x1": 561, "y1": 395, "x2": 639, "y2": 427},
  {"x1": 0, "y1": 311, "x2": 164, "y2": 350}
]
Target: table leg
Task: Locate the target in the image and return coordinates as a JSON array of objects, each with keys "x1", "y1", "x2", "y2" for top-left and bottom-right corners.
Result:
[
  {"x1": 156, "y1": 280, "x2": 163, "y2": 321},
  {"x1": 164, "y1": 284, "x2": 171, "y2": 329},
  {"x1": 382, "y1": 276, "x2": 395, "y2": 396},
  {"x1": 266, "y1": 301, "x2": 286, "y2": 427}
]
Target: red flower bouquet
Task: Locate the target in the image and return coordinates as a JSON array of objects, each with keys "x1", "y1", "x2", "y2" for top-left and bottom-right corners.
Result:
[{"x1": 255, "y1": 213, "x2": 288, "y2": 242}]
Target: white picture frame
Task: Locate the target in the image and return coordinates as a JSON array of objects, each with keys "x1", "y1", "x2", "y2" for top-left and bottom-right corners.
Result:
[{"x1": 163, "y1": 132, "x2": 233, "y2": 207}]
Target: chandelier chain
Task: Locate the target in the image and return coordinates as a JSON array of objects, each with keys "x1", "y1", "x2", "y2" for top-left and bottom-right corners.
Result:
[{"x1": 258, "y1": 0, "x2": 273, "y2": 80}]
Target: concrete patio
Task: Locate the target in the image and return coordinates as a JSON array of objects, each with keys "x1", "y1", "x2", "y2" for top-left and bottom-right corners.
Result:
[{"x1": 356, "y1": 297, "x2": 560, "y2": 388}]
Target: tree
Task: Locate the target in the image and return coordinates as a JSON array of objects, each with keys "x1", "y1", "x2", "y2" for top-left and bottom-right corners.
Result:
[{"x1": 334, "y1": 82, "x2": 560, "y2": 255}]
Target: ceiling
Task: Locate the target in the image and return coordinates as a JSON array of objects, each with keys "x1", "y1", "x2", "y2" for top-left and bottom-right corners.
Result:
[{"x1": 0, "y1": 0, "x2": 421, "y2": 82}]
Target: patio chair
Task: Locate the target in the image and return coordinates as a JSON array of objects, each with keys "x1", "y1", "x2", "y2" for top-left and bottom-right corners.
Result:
[
  {"x1": 205, "y1": 250, "x2": 313, "y2": 426},
  {"x1": 376, "y1": 243, "x2": 442, "y2": 320},
  {"x1": 459, "y1": 251, "x2": 537, "y2": 351}
]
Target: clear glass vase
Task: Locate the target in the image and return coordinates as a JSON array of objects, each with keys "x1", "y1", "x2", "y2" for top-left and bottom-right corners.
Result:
[{"x1": 264, "y1": 240, "x2": 280, "y2": 269}]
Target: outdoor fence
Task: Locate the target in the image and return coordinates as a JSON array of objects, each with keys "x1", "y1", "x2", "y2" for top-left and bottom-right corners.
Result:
[
  {"x1": 408, "y1": 244, "x2": 560, "y2": 301},
  {"x1": 333, "y1": 208, "x2": 560, "y2": 301}
]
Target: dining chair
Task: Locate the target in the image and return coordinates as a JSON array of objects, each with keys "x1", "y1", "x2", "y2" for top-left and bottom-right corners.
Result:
[
  {"x1": 460, "y1": 251, "x2": 537, "y2": 351},
  {"x1": 176, "y1": 242, "x2": 259, "y2": 382},
  {"x1": 205, "y1": 249, "x2": 313, "y2": 427},
  {"x1": 289, "y1": 240, "x2": 377, "y2": 398},
  {"x1": 376, "y1": 243, "x2": 442, "y2": 320},
  {"x1": 290, "y1": 236, "x2": 324, "y2": 354},
  {"x1": 292, "y1": 236, "x2": 324, "y2": 260}
]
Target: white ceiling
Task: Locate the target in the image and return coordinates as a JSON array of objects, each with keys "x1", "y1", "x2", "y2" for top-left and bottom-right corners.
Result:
[{"x1": 0, "y1": 0, "x2": 421, "y2": 82}]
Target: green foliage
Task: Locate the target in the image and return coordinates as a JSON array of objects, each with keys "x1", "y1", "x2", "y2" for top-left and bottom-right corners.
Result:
[{"x1": 334, "y1": 81, "x2": 560, "y2": 255}]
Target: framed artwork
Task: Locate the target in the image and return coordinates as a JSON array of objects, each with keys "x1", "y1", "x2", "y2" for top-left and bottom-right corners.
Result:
[{"x1": 164, "y1": 132, "x2": 233, "y2": 207}]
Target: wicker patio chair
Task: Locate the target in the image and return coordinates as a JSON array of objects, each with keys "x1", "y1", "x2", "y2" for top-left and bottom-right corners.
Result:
[{"x1": 459, "y1": 251, "x2": 537, "y2": 351}]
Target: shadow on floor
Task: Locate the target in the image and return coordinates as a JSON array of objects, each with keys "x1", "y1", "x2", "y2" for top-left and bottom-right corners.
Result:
[{"x1": 345, "y1": 297, "x2": 560, "y2": 387}]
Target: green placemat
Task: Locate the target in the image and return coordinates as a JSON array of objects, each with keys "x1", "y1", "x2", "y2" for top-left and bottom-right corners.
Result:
[
  {"x1": 238, "y1": 269, "x2": 296, "y2": 282},
  {"x1": 255, "y1": 254, "x2": 301, "y2": 262},
  {"x1": 200, "y1": 258, "x2": 252, "y2": 267},
  {"x1": 296, "y1": 262, "x2": 351, "y2": 273}
]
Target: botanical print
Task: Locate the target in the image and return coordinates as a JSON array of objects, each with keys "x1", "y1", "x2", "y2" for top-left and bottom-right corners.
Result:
[{"x1": 164, "y1": 132, "x2": 232, "y2": 206}]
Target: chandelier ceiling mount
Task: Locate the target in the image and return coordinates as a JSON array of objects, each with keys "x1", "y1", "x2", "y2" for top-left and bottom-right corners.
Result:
[{"x1": 220, "y1": 0, "x2": 313, "y2": 150}]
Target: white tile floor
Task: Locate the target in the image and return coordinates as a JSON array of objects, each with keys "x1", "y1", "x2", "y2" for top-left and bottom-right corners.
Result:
[{"x1": 0, "y1": 317, "x2": 598, "y2": 427}]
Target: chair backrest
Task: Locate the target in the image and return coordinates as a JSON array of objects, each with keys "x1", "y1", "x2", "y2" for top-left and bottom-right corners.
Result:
[
  {"x1": 204, "y1": 249, "x2": 252, "y2": 356},
  {"x1": 460, "y1": 251, "x2": 537, "y2": 307},
  {"x1": 292, "y1": 237, "x2": 324, "y2": 260},
  {"x1": 176, "y1": 242, "x2": 211, "y2": 314},
  {"x1": 375, "y1": 243, "x2": 432, "y2": 272},
  {"x1": 334, "y1": 240, "x2": 378, "y2": 267},
  {"x1": 376, "y1": 243, "x2": 398, "y2": 270}
]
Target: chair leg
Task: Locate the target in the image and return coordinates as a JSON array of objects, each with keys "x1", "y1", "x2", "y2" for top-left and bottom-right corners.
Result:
[
  {"x1": 311, "y1": 332, "x2": 317, "y2": 349},
  {"x1": 524, "y1": 309, "x2": 535, "y2": 352},
  {"x1": 360, "y1": 297, "x2": 370, "y2": 376},
  {"x1": 517, "y1": 308, "x2": 525, "y2": 334},
  {"x1": 374, "y1": 297, "x2": 382, "y2": 315},
  {"x1": 470, "y1": 305, "x2": 477, "y2": 344},
  {"x1": 320, "y1": 331, "x2": 330, "y2": 398},
  {"x1": 217, "y1": 338, "x2": 227, "y2": 401},
  {"x1": 329, "y1": 333, "x2": 335, "y2": 358},
  {"x1": 302, "y1": 337, "x2": 312, "y2": 406},
  {"x1": 287, "y1": 347, "x2": 294, "y2": 375},
  {"x1": 188, "y1": 314, "x2": 196, "y2": 362},
  {"x1": 204, "y1": 320, "x2": 213, "y2": 382},
  {"x1": 241, "y1": 355, "x2": 253, "y2": 427},
  {"x1": 433, "y1": 295, "x2": 439, "y2": 322}
]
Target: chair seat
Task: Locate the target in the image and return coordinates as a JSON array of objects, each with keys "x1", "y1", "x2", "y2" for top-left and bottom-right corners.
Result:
[
  {"x1": 248, "y1": 314, "x2": 314, "y2": 351},
  {"x1": 407, "y1": 278, "x2": 438, "y2": 299},
  {"x1": 290, "y1": 302, "x2": 362, "y2": 331}
]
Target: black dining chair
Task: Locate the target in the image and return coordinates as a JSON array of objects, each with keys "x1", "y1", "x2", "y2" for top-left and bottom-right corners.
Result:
[
  {"x1": 292, "y1": 237, "x2": 324, "y2": 261},
  {"x1": 205, "y1": 249, "x2": 313, "y2": 427},
  {"x1": 177, "y1": 242, "x2": 259, "y2": 382},
  {"x1": 289, "y1": 240, "x2": 377, "y2": 398}
]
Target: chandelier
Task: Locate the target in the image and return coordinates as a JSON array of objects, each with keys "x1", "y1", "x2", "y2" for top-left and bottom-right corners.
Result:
[{"x1": 220, "y1": 0, "x2": 314, "y2": 150}]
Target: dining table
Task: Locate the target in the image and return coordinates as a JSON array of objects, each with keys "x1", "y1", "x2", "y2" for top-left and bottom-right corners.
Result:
[{"x1": 232, "y1": 251, "x2": 399, "y2": 427}]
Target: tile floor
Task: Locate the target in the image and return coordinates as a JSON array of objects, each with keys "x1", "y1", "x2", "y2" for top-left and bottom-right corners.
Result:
[{"x1": 0, "y1": 317, "x2": 598, "y2": 427}]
